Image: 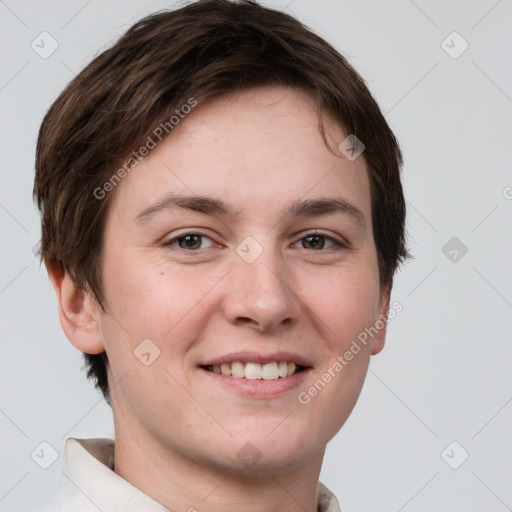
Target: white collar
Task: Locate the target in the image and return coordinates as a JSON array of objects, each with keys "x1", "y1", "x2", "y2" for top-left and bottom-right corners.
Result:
[{"x1": 40, "y1": 437, "x2": 340, "y2": 512}]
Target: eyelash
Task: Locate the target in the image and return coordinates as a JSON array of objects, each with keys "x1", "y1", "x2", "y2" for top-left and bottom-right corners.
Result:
[{"x1": 163, "y1": 231, "x2": 349, "y2": 252}]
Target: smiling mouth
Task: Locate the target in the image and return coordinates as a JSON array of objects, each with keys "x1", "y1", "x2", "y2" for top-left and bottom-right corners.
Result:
[{"x1": 200, "y1": 361, "x2": 308, "y2": 380}]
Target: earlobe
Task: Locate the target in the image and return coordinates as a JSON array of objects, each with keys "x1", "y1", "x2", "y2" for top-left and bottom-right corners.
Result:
[
  {"x1": 46, "y1": 260, "x2": 105, "y2": 354},
  {"x1": 370, "y1": 284, "x2": 391, "y2": 356}
]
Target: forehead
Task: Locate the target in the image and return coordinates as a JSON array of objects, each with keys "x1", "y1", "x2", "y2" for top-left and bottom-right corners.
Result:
[{"x1": 106, "y1": 85, "x2": 371, "y2": 226}]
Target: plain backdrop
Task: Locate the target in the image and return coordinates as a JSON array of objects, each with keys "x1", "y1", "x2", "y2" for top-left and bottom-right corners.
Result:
[{"x1": 1, "y1": 1, "x2": 511, "y2": 511}]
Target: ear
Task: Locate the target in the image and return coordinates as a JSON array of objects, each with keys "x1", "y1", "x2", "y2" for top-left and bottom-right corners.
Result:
[
  {"x1": 370, "y1": 283, "x2": 391, "y2": 356},
  {"x1": 46, "y1": 260, "x2": 106, "y2": 354}
]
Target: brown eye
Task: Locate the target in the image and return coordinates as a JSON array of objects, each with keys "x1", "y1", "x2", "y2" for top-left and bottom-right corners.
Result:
[
  {"x1": 302, "y1": 235, "x2": 327, "y2": 250},
  {"x1": 295, "y1": 232, "x2": 344, "y2": 250},
  {"x1": 178, "y1": 234, "x2": 201, "y2": 249},
  {"x1": 165, "y1": 233, "x2": 215, "y2": 250}
]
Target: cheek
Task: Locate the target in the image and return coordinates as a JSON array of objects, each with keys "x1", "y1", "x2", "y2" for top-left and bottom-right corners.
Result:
[
  {"x1": 100, "y1": 248, "x2": 229, "y2": 347},
  {"x1": 299, "y1": 261, "x2": 381, "y2": 351},
  {"x1": 298, "y1": 269, "x2": 380, "y2": 438}
]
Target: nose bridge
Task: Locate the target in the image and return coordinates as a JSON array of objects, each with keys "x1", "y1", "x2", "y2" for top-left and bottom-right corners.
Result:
[
  {"x1": 224, "y1": 236, "x2": 298, "y2": 329},
  {"x1": 237, "y1": 238, "x2": 290, "y2": 301}
]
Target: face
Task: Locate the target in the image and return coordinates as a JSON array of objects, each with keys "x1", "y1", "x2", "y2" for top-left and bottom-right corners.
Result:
[{"x1": 95, "y1": 85, "x2": 389, "y2": 474}]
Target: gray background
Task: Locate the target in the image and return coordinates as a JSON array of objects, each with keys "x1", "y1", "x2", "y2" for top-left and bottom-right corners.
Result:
[{"x1": 1, "y1": 0, "x2": 511, "y2": 510}]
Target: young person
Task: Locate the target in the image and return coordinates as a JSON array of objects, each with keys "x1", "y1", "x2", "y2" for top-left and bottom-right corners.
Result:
[{"x1": 33, "y1": 1, "x2": 409, "y2": 510}]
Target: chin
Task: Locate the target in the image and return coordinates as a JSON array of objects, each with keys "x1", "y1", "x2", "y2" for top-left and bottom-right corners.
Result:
[{"x1": 217, "y1": 431, "x2": 318, "y2": 474}]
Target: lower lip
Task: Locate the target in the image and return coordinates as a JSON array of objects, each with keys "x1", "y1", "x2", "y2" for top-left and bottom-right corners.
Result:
[{"x1": 199, "y1": 367, "x2": 312, "y2": 397}]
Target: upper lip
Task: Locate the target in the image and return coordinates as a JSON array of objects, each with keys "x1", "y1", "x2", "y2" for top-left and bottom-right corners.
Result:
[{"x1": 199, "y1": 351, "x2": 313, "y2": 368}]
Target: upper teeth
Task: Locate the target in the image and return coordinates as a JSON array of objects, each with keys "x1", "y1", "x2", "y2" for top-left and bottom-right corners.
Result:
[{"x1": 209, "y1": 361, "x2": 299, "y2": 380}]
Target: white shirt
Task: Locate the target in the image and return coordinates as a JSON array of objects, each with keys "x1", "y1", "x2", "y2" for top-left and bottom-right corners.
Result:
[{"x1": 34, "y1": 438, "x2": 341, "y2": 512}]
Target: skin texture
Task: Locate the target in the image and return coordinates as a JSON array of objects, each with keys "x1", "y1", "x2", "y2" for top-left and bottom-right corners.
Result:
[{"x1": 48, "y1": 85, "x2": 390, "y2": 512}]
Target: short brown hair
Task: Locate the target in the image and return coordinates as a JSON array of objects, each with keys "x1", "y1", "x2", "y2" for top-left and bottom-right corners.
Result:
[{"x1": 34, "y1": 0, "x2": 410, "y2": 405}]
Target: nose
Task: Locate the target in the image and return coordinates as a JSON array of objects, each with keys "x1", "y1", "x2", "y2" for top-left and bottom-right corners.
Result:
[{"x1": 221, "y1": 243, "x2": 299, "y2": 333}]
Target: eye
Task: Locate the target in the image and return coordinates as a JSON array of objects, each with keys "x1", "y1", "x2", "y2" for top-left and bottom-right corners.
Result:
[
  {"x1": 164, "y1": 233, "x2": 215, "y2": 250},
  {"x1": 293, "y1": 231, "x2": 346, "y2": 250},
  {"x1": 163, "y1": 231, "x2": 347, "y2": 252}
]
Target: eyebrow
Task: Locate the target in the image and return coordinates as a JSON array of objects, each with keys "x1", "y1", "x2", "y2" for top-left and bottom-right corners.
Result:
[{"x1": 134, "y1": 193, "x2": 366, "y2": 228}]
